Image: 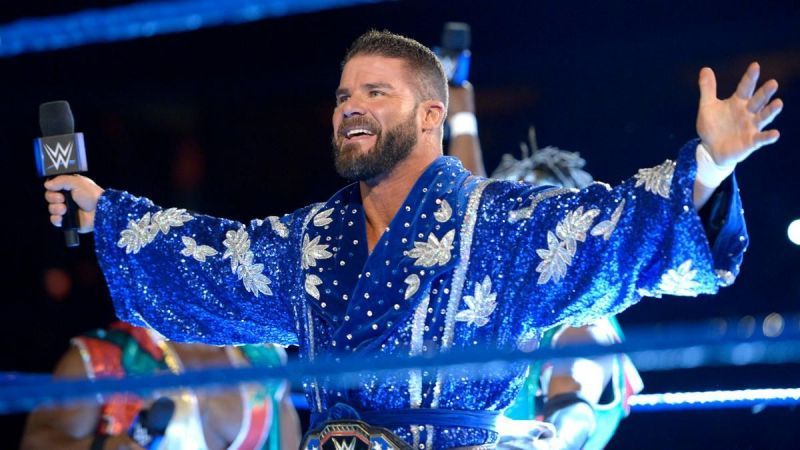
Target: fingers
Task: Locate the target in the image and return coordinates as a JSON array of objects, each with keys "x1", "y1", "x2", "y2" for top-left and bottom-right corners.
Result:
[
  {"x1": 754, "y1": 129, "x2": 780, "y2": 148},
  {"x1": 48, "y1": 203, "x2": 66, "y2": 216},
  {"x1": 734, "y1": 62, "x2": 760, "y2": 100},
  {"x1": 698, "y1": 67, "x2": 717, "y2": 106},
  {"x1": 757, "y1": 98, "x2": 783, "y2": 128},
  {"x1": 44, "y1": 190, "x2": 65, "y2": 204},
  {"x1": 43, "y1": 174, "x2": 79, "y2": 192},
  {"x1": 748, "y1": 79, "x2": 779, "y2": 113},
  {"x1": 50, "y1": 215, "x2": 62, "y2": 227}
]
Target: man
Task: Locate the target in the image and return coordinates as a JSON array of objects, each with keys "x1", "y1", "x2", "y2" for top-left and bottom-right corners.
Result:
[
  {"x1": 20, "y1": 321, "x2": 301, "y2": 450},
  {"x1": 43, "y1": 30, "x2": 781, "y2": 449}
]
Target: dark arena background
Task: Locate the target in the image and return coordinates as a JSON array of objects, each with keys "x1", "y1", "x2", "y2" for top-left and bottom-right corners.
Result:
[{"x1": 1, "y1": 0, "x2": 799, "y2": 448}]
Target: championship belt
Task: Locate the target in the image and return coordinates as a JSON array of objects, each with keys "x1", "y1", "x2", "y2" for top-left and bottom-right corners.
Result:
[{"x1": 301, "y1": 420, "x2": 412, "y2": 450}]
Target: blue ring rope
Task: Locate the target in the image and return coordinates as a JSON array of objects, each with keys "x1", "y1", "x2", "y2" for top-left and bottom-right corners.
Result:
[
  {"x1": 0, "y1": 0, "x2": 389, "y2": 58},
  {"x1": 1, "y1": 316, "x2": 799, "y2": 415}
]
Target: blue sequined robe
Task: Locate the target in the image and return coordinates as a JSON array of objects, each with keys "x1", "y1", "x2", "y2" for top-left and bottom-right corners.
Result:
[{"x1": 94, "y1": 140, "x2": 747, "y2": 448}]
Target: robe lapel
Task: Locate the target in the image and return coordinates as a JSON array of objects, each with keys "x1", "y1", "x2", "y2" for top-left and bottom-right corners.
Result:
[{"x1": 314, "y1": 157, "x2": 471, "y2": 352}]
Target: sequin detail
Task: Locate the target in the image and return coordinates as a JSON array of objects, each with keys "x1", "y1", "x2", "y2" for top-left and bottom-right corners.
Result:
[
  {"x1": 591, "y1": 199, "x2": 626, "y2": 240},
  {"x1": 301, "y1": 234, "x2": 333, "y2": 269},
  {"x1": 222, "y1": 227, "x2": 272, "y2": 296},
  {"x1": 434, "y1": 199, "x2": 452, "y2": 223},
  {"x1": 455, "y1": 276, "x2": 498, "y2": 327},
  {"x1": 179, "y1": 236, "x2": 218, "y2": 262},
  {"x1": 634, "y1": 159, "x2": 676, "y2": 199},
  {"x1": 442, "y1": 180, "x2": 493, "y2": 349},
  {"x1": 313, "y1": 207, "x2": 334, "y2": 227},
  {"x1": 508, "y1": 188, "x2": 577, "y2": 223},
  {"x1": 91, "y1": 143, "x2": 749, "y2": 449},
  {"x1": 536, "y1": 206, "x2": 600, "y2": 284},
  {"x1": 409, "y1": 294, "x2": 431, "y2": 408},
  {"x1": 657, "y1": 260, "x2": 700, "y2": 296},
  {"x1": 407, "y1": 230, "x2": 455, "y2": 267},
  {"x1": 434, "y1": 179, "x2": 493, "y2": 410},
  {"x1": 305, "y1": 274, "x2": 323, "y2": 300},
  {"x1": 117, "y1": 208, "x2": 193, "y2": 254},
  {"x1": 267, "y1": 216, "x2": 289, "y2": 238},
  {"x1": 404, "y1": 274, "x2": 421, "y2": 300}
]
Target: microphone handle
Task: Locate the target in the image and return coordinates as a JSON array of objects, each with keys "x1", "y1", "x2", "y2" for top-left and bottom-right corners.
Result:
[{"x1": 61, "y1": 188, "x2": 80, "y2": 247}]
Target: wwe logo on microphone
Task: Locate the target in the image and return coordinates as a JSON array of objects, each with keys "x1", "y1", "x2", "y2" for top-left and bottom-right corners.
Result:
[
  {"x1": 43, "y1": 141, "x2": 75, "y2": 170},
  {"x1": 34, "y1": 133, "x2": 87, "y2": 177}
]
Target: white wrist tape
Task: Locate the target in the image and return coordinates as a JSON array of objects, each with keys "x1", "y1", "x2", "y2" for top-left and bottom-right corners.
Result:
[
  {"x1": 695, "y1": 143, "x2": 735, "y2": 188},
  {"x1": 448, "y1": 112, "x2": 478, "y2": 137}
]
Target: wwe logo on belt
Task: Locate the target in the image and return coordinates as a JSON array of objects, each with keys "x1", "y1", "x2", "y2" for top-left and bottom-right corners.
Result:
[
  {"x1": 332, "y1": 438, "x2": 356, "y2": 450},
  {"x1": 44, "y1": 141, "x2": 74, "y2": 170}
]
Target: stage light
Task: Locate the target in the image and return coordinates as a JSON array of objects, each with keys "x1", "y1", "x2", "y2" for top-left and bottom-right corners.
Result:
[
  {"x1": 763, "y1": 313, "x2": 784, "y2": 338},
  {"x1": 788, "y1": 219, "x2": 800, "y2": 246}
]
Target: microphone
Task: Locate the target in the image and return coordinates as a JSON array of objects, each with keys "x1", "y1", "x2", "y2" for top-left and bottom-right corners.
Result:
[
  {"x1": 434, "y1": 22, "x2": 471, "y2": 86},
  {"x1": 34, "y1": 101, "x2": 89, "y2": 248},
  {"x1": 128, "y1": 397, "x2": 175, "y2": 449}
]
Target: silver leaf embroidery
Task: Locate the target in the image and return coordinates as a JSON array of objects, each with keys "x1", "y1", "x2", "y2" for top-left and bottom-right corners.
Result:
[
  {"x1": 301, "y1": 234, "x2": 333, "y2": 270},
  {"x1": 304, "y1": 274, "x2": 323, "y2": 300},
  {"x1": 118, "y1": 213, "x2": 154, "y2": 254},
  {"x1": 434, "y1": 199, "x2": 452, "y2": 223},
  {"x1": 455, "y1": 276, "x2": 498, "y2": 327},
  {"x1": 150, "y1": 208, "x2": 193, "y2": 235},
  {"x1": 536, "y1": 231, "x2": 572, "y2": 284},
  {"x1": 313, "y1": 208, "x2": 334, "y2": 227},
  {"x1": 634, "y1": 159, "x2": 675, "y2": 199},
  {"x1": 404, "y1": 274, "x2": 421, "y2": 300},
  {"x1": 657, "y1": 260, "x2": 700, "y2": 297},
  {"x1": 222, "y1": 227, "x2": 272, "y2": 297},
  {"x1": 268, "y1": 216, "x2": 289, "y2": 238},
  {"x1": 508, "y1": 206, "x2": 533, "y2": 224},
  {"x1": 180, "y1": 236, "x2": 219, "y2": 262},
  {"x1": 406, "y1": 229, "x2": 456, "y2": 267},
  {"x1": 222, "y1": 228, "x2": 251, "y2": 272},
  {"x1": 236, "y1": 252, "x2": 272, "y2": 296},
  {"x1": 508, "y1": 188, "x2": 578, "y2": 223},
  {"x1": 535, "y1": 206, "x2": 599, "y2": 284},
  {"x1": 555, "y1": 206, "x2": 601, "y2": 254},
  {"x1": 590, "y1": 199, "x2": 626, "y2": 240},
  {"x1": 117, "y1": 208, "x2": 194, "y2": 254}
]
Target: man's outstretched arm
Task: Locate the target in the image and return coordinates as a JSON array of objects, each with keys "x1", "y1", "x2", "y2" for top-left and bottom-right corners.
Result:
[{"x1": 43, "y1": 176, "x2": 304, "y2": 346}]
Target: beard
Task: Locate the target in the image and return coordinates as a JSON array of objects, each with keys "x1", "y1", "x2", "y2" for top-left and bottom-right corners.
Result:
[{"x1": 332, "y1": 111, "x2": 417, "y2": 181}]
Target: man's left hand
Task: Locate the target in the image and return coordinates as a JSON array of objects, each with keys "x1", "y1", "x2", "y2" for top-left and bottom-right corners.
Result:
[{"x1": 696, "y1": 62, "x2": 782, "y2": 167}]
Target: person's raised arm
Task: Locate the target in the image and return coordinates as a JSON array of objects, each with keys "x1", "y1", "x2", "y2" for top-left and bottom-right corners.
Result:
[
  {"x1": 693, "y1": 62, "x2": 782, "y2": 209},
  {"x1": 447, "y1": 82, "x2": 487, "y2": 176}
]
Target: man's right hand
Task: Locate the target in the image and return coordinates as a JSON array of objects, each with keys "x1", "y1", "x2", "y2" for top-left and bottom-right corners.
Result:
[{"x1": 44, "y1": 175, "x2": 104, "y2": 233}]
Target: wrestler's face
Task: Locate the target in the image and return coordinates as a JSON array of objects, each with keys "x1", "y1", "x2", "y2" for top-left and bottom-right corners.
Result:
[{"x1": 332, "y1": 55, "x2": 420, "y2": 181}]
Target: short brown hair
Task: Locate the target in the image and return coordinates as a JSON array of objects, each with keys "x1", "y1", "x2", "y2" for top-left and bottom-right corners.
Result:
[{"x1": 342, "y1": 30, "x2": 448, "y2": 107}]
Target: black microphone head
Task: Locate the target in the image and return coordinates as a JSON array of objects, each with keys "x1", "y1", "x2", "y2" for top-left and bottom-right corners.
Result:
[
  {"x1": 144, "y1": 397, "x2": 175, "y2": 434},
  {"x1": 39, "y1": 101, "x2": 74, "y2": 136},
  {"x1": 442, "y1": 22, "x2": 471, "y2": 52}
]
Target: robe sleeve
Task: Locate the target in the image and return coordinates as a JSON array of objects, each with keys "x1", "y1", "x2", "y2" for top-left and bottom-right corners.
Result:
[
  {"x1": 474, "y1": 139, "x2": 747, "y2": 331},
  {"x1": 93, "y1": 189, "x2": 313, "y2": 346}
]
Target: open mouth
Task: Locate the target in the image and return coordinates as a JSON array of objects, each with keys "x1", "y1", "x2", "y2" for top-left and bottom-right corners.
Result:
[
  {"x1": 344, "y1": 128, "x2": 376, "y2": 140},
  {"x1": 339, "y1": 121, "x2": 378, "y2": 141}
]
